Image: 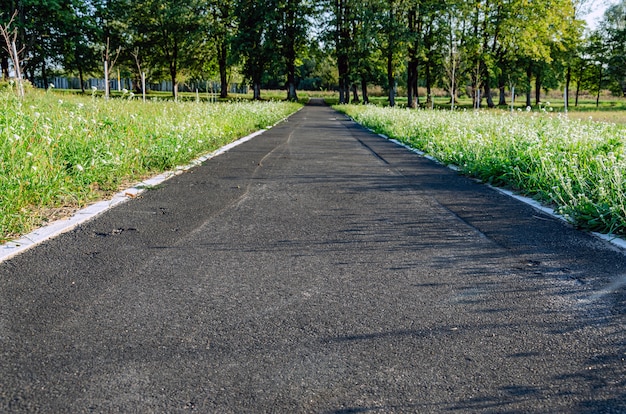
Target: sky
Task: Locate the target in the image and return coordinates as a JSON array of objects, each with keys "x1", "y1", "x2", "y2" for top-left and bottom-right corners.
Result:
[{"x1": 584, "y1": 0, "x2": 619, "y2": 29}]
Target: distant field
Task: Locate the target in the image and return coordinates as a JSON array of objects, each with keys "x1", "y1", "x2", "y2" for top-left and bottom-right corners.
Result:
[{"x1": 328, "y1": 94, "x2": 626, "y2": 124}]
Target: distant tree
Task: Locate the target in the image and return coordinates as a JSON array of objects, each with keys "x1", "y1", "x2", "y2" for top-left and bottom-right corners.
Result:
[
  {"x1": 381, "y1": 0, "x2": 405, "y2": 107},
  {"x1": 129, "y1": 0, "x2": 204, "y2": 99},
  {"x1": 273, "y1": 0, "x2": 313, "y2": 100},
  {"x1": 332, "y1": 0, "x2": 353, "y2": 103},
  {"x1": 600, "y1": 0, "x2": 626, "y2": 96},
  {"x1": 205, "y1": 0, "x2": 236, "y2": 98},
  {"x1": 61, "y1": 1, "x2": 101, "y2": 92},
  {"x1": 582, "y1": 31, "x2": 611, "y2": 106},
  {"x1": 0, "y1": 0, "x2": 92, "y2": 85},
  {"x1": 233, "y1": 0, "x2": 277, "y2": 99}
]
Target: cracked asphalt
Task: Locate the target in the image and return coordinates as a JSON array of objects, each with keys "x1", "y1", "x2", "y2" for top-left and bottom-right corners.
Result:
[{"x1": 0, "y1": 99, "x2": 625, "y2": 413}]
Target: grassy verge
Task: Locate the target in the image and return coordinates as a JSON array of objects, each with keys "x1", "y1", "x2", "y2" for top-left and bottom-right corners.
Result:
[
  {"x1": 336, "y1": 104, "x2": 626, "y2": 236},
  {"x1": 0, "y1": 90, "x2": 300, "y2": 242},
  {"x1": 327, "y1": 96, "x2": 626, "y2": 124}
]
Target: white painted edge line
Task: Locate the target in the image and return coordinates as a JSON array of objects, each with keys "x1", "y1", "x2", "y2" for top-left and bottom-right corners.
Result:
[
  {"x1": 492, "y1": 186, "x2": 626, "y2": 251},
  {"x1": 378, "y1": 128, "x2": 626, "y2": 252},
  {"x1": 0, "y1": 128, "x2": 271, "y2": 263},
  {"x1": 0, "y1": 105, "x2": 303, "y2": 263}
]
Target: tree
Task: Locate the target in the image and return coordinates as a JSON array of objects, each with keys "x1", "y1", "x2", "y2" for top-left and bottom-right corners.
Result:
[
  {"x1": 0, "y1": 10, "x2": 24, "y2": 96},
  {"x1": 382, "y1": 0, "x2": 404, "y2": 107},
  {"x1": 275, "y1": 0, "x2": 313, "y2": 101},
  {"x1": 582, "y1": 31, "x2": 610, "y2": 106},
  {"x1": 233, "y1": 0, "x2": 277, "y2": 99},
  {"x1": 601, "y1": 0, "x2": 626, "y2": 96},
  {"x1": 61, "y1": 2, "x2": 101, "y2": 92},
  {"x1": 206, "y1": 0, "x2": 236, "y2": 98},
  {"x1": 332, "y1": 0, "x2": 353, "y2": 103},
  {"x1": 129, "y1": 0, "x2": 205, "y2": 99},
  {"x1": 1, "y1": 0, "x2": 93, "y2": 85}
]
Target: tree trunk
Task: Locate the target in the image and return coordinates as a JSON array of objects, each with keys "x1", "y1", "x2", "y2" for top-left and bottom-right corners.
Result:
[
  {"x1": 386, "y1": 0, "x2": 395, "y2": 108},
  {"x1": 253, "y1": 81, "x2": 261, "y2": 100},
  {"x1": 170, "y1": 68, "x2": 178, "y2": 100},
  {"x1": 351, "y1": 83, "x2": 359, "y2": 103},
  {"x1": 286, "y1": 52, "x2": 298, "y2": 101},
  {"x1": 79, "y1": 68, "x2": 85, "y2": 93},
  {"x1": 596, "y1": 67, "x2": 602, "y2": 108},
  {"x1": 336, "y1": 0, "x2": 350, "y2": 104},
  {"x1": 407, "y1": 59, "x2": 418, "y2": 108},
  {"x1": 361, "y1": 78, "x2": 369, "y2": 104},
  {"x1": 575, "y1": 79, "x2": 580, "y2": 106},
  {"x1": 498, "y1": 75, "x2": 506, "y2": 106},
  {"x1": 337, "y1": 54, "x2": 349, "y2": 104},
  {"x1": 425, "y1": 62, "x2": 432, "y2": 104},
  {"x1": 407, "y1": 6, "x2": 419, "y2": 109},
  {"x1": 41, "y1": 60, "x2": 48, "y2": 89},
  {"x1": 534, "y1": 71, "x2": 541, "y2": 105},
  {"x1": 170, "y1": 46, "x2": 178, "y2": 99},
  {"x1": 218, "y1": 40, "x2": 228, "y2": 99},
  {"x1": 285, "y1": 0, "x2": 298, "y2": 102},
  {"x1": 1, "y1": 55, "x2": 8, "y2": 79},
  {"x1": 565, "y1": 65, "x2": 571, "y2": 109},
  {"x1": 483, "y1": 63, "x2": 494, "y2": 108},
  {"x1": 387, "y1": 53, "x2": 395, "y2": 107},
  {"x1": 484, "y1": 84, "x2": 494, "y2": 108},
  {"x1": 526, "y1": 63, "x2": 532, "y2": 107},
  {"x1": 287, "y1": 81, "x2": 298, "y2": 101}
]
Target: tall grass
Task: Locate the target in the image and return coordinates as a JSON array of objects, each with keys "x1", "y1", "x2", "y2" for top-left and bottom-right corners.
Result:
[
  {"x1": 337, "y1": 104, "x2": 626, "y2": 236},
  {"x1": 0, "y1": 90, "x2": 300, "y2": 241}
]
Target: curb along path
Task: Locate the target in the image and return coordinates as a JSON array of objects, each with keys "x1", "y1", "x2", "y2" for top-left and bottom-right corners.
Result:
[
  {"x1": 0, "y1": 121, "x2": 289, "y2": 263},
  {"x1": 0, "y1": 99, "x2": 624, "y2": 413}
]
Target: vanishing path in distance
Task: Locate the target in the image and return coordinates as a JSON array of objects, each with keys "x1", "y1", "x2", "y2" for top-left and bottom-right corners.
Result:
[{"x1": 1, "y1": 99, "x2": 624, "y2": 413}]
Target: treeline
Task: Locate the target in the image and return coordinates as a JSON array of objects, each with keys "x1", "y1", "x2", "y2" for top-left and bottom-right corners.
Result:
[
  {"x1": 0, "y1": 0, "x2": 625, "y2": 106},
  {"x1": 330, "y1": 0, "x2": 626, "y2": 107}
]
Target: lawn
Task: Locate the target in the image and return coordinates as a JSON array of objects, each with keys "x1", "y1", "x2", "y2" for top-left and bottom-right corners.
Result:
[
  {"x1": 0, "y1": 90, "x2": 301, "y2": 242},
  {"x1": 336, "y1": 103, "x2": 626, "y2": 236}
]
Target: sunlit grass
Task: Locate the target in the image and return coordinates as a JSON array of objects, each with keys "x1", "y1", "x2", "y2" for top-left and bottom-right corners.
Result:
[
  {"x1": 0, "y1": 90, "x2": 300, "y2": 242},
  {"x1": 337, "y1": 104, "x2": 626, "y2": 236}
]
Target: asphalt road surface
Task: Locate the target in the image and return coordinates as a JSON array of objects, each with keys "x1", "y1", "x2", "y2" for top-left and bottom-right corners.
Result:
[{"x1": 1, "y1": 99, "x2": 625, "y2": 413}]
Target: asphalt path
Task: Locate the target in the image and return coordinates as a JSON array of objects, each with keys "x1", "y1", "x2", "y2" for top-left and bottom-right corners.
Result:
[{"x1": 1, "y1": 99, "x2": 625, "y2": 413}]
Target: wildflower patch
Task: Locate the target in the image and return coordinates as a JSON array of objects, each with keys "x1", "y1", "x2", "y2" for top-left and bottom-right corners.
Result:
[
  {"x1": 338, "y1": 105, "x2": 626, "y2": 236},
  {"x1": 0, "y1": 91, "x2": 300, "y2": 242}
]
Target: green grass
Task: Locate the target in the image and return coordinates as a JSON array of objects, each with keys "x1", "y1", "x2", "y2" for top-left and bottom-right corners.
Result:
[
  {"x1": 0, "y1": 90, "x2": 300, "y2": 242},
  {"x1": 53, "y1": 88, "x2": 313, "y2": 105},
  {"x1": 329, "y1": 94, "x2": 626, "y2": 124},
  {"x1": 336, "y1": 104, "x2": 626, "y2": 236}
]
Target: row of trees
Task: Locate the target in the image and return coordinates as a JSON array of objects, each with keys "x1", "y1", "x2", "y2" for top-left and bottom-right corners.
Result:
[
  {"x1": 1, "y1": 0, "x2": 625, "y2": 105},
  {"x1": 329, "y1": 0, "x2": 626, "y2": 107},
  {"x1": 0, "y1": 0, "x2": 316, "y2": 100}
]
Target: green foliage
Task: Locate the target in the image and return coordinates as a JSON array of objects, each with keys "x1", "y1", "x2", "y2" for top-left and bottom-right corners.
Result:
[
  {"x1": 0, "y1": 90, "x2": 300, "y2": 242},
  {"x1": 338, "y1": 104, "x2": 626, "y2": 235},
  {"x1": 1, "y1": 0, "x2": 623, "y2": 107}
]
